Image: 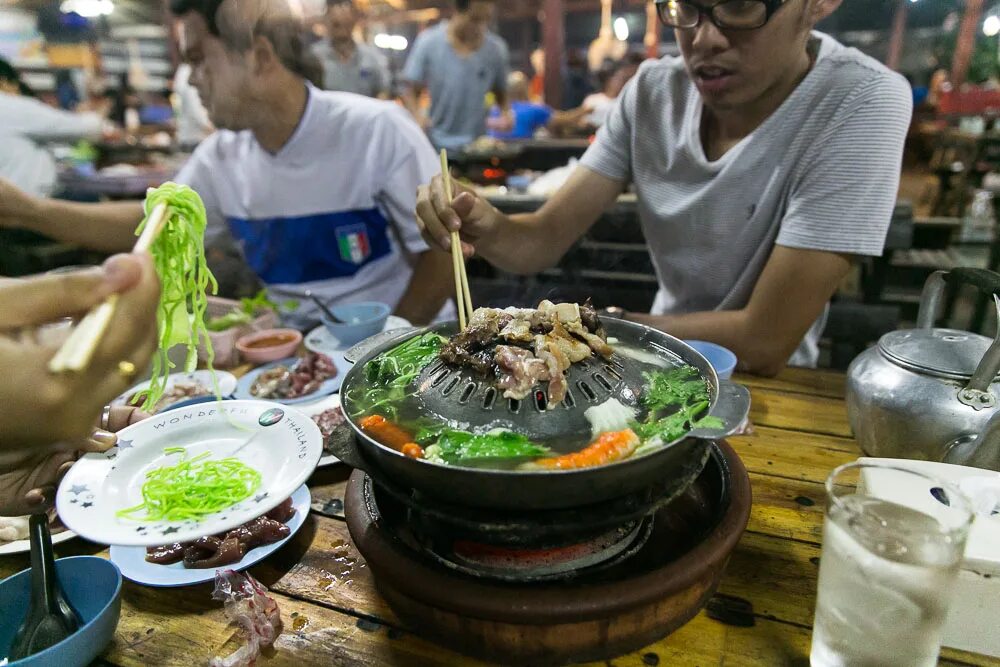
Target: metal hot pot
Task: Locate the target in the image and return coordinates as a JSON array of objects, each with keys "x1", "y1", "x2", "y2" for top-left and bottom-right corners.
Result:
[{"x1": 329, "y1": 317, "x2": 751, "y2": 511}]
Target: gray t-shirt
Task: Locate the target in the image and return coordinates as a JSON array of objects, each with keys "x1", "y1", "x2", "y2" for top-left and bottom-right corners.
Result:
[
  {"x1": 402, "y1": 22, "x2": 509, "y2": 150},
  {"x1": 311, "y1": 41, "x2": 391, "y2": 98},
  {"x1": 580, "y1": 32, "x2": 912, "y2": 367}
]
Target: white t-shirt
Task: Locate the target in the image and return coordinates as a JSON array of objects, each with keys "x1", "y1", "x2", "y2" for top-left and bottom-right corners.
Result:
[
  {"x1": 582, "y1": 92, "x2": 615, "y2": 127},
  {"x1": 173, "y1": 64, "x2": 212, "y2": 147},
  {"x1": 0, "y1": 92, "x2": 102, "y2": 196},
  {"x1": 176, "y1": 84, "x2": 441, "y2": 326},
  {"x1": 580, "y1": 33, "x2": 913, "y2": 367}
]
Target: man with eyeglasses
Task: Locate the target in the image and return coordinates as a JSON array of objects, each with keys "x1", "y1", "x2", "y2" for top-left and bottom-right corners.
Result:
[{"x1": 415, "y1": 0, "x2": 912, "y2": 376}]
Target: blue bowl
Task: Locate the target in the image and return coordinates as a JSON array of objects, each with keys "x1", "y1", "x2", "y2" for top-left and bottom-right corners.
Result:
[
  {"x1": 685, "y1": 340, "x2": 738, "y2": 380},
  {"x1": 0, "y1": 556, "x2": 123, "y2": 667},
  {"x1": 322, "y1": 302, "x2": 391, "y2": 348}
]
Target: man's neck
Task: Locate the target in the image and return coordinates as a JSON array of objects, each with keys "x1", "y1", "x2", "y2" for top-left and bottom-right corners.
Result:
[
  {"x1": 703, "y1": 47, "x2": 813, "y2": 155},
  {"x1": 448, "y1": 19, "x2": 483, "y2": 53},
  {"x1": 331, "y1": 38, "x2": 356, "y2": 60},
  {"x1": 252, "y1": 77, "x2": 308, "y2": 155}
]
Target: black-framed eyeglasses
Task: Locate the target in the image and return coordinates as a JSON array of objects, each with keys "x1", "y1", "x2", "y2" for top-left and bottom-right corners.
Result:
[{"x1": 654, "y1": 0, "x2": 789, "y2": 31}]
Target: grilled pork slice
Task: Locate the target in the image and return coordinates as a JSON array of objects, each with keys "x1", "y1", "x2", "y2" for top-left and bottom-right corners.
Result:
[
  {"x1": 496, "y1": 345, "x2": 551, "y2": 400},
  {"x1": 535, "y1": 334, "x2": 571, "y2": 406}
]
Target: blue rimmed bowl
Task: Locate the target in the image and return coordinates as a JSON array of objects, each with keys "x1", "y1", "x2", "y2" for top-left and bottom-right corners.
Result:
[
  {"x1": 322, "y1": 302, "x2": 392, "y2": 348},
  {"x1": 0, "y1": 556, "x2": 122, "y2": 666}
]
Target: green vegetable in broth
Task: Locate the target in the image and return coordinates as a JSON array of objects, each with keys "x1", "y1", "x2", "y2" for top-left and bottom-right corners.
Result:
[
  {"x1": 632, "y1": 366, "x2": 722, "y2": 452},
  {"x1": 116, "y1": 447, "x2": 261, "y2": 522},
  {"x1": 642, "y1": 366, "x2": 709, "y2": 413},
  {"x1": 134, "y1": 183, "x2": 219, "y2": 413},
  {"x1": 347, "y1": 333, "x2": 446, "y2": 417},
  {"x1": 419, "y1": 427, "x2": 552, "y2": 466}
]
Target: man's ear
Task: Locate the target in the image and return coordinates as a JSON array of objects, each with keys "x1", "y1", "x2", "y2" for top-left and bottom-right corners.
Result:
[
  {"x1": 808, "y1": 0, "x2": 843, "y2": 25},
  {"x1": 250, "y1": 34, "x2": 278, "y2": 76}
]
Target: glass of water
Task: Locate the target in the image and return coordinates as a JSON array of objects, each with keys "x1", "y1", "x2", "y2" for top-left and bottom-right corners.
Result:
[{"x1": 811, "y1": 462, "x2": 974, "y2": 667}]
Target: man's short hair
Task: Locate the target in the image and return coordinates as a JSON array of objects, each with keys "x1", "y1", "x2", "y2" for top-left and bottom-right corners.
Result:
[
  {"x1": 326, "y1": 0, "x2": 354, "y2": 9},
  {"x1": 170, "y1": 0, "x2": 321, "y2": 86},
  {"x1": 170, "y1": 0, "x2": 225, "y2": 36}
]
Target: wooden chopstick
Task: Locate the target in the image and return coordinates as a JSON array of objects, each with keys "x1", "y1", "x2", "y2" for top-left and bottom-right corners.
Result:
[
  {"x1": 48, "y1": 202, "x2": 170, "y2": 374},
  {"x1": 439, "y1": 150, "x2": 473, "y2": 329}
]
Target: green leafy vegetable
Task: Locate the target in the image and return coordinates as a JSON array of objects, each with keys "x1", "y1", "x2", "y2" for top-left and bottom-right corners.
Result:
[
  {"x1": 420, "y1": 428, "x2": 552, "y2": 466},
  {"x1": 633, "y1": 366, "x2": 722, "y2": 448},
  {"x1": 205, "y1": 310, "x2": 253, "y2": 333},
  {"x1": 116, "y1": 447, "x2": 261, "y2": 522},
  {"x1": 642, "y1": 366, "x2": 709, "y2": 413},
  {"x1": 635, "y1": 400, "x2": 709, "y2": 442},
  {"x1": 135, "y1": 183, "x2": 219, "y2": 413},
  {"x1": 205, "y1": 290, "x2": 298, "y2": 332},
  {"x1": 346, "y1": 333, "x2": 446, "y2": 417}
]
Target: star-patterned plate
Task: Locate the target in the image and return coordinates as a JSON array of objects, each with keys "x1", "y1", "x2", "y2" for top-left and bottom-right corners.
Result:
[
  {"x1": 109, "y1": 484, "x2": 310, "y2": 587},
  {"x1": 297, "y1": 394, "x2": 343, "y2": 468},
  {"x1": 56, "y1": 400, "x2": 322, "y2": 547}
]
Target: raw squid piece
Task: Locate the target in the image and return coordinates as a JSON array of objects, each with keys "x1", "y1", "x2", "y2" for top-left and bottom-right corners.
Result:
[{"x1": 527, "y1": 429, "x2": 640, "y2": 470}]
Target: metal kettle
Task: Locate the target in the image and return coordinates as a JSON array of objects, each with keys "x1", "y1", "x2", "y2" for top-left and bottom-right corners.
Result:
[{"x1": 846, "y1": 268, "x2": 1000, "y2": 471}]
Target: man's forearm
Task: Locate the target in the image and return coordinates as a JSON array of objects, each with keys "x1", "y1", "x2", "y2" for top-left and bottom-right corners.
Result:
[
  {"x1": 401, "y1": 87, "x2": 425, "y2": 123},
  {"x1": 476, "y1": 210, "x2": 571, "y2": 275},
  {"x1": 394, "y1": 250, "x2": 455, "y2": 325},
  {"x1": 494, "y1": 89, "x2": 510, "y2": 114},
  {"x1": 24, "y1": 198, "x2": 144, "y2": 253},
  {"x1": 627, "y1": 309, "x2": 792, "y2": 377}
]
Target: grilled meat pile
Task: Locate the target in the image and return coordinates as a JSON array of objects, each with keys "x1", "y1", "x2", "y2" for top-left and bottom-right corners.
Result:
[{"x1": 439, "y1": 300, "x2": 612, "y2": 407}]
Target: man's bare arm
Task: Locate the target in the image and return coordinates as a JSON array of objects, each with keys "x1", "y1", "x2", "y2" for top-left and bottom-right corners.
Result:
[
  {"x1": 483, "y1": 168, "x2": 624, "y2": 273},
  {"x1": 0, "y1": 179, "x2": 142, "y2": 253},
  {"x1": 401, "y1": 83, "x2": 428, "y2": 128},
  {"x1": 393, "y1": 249, "x2": 454, "y2": 325},
  {"x1": 629, "y1": 246, "x2": 852, "y2": 377}
]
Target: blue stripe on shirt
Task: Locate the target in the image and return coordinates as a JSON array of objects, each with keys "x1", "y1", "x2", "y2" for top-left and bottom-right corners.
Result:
[{"x1": 227, "y1": 208, "x2": 393, "y2": 285}]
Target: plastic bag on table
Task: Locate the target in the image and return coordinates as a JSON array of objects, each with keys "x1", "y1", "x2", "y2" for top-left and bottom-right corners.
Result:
[{"x1": 209, "y1": 570, "x2": 283, "y2": 667}]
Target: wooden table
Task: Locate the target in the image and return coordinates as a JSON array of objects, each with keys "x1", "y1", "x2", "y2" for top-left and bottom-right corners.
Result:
[{"x1": 2, "y1": 369, "x2": 997, "y2": 666}]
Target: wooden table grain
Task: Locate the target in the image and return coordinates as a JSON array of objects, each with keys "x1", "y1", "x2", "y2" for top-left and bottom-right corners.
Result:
[{"x1": 3, "y1": 369, "x2": 997, "y2": 666}]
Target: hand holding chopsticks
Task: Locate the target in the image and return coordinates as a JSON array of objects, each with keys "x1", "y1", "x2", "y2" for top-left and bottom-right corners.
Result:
[
  {"x1": 440, "y1": 150, "x2": 474, "y2": 330},
  {"x1": 49, "y1": 202, "x2": 169, "y2": 374},
  {"x1": 0, "y1": 257, "x2": 159, "y2": 455}
]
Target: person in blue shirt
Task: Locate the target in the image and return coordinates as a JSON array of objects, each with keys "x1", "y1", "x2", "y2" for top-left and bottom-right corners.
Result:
[{"x1": 487, "y1": 72, "x2": 591, "y2": 140}]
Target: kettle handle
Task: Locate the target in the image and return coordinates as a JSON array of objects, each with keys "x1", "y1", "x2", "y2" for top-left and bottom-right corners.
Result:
[
  {"x1": 917, "y1": 269, "x2": 1000, "y2": 407},
  {"x1": 916, "y1": 269, "x2": 1000, "y2": 329}
]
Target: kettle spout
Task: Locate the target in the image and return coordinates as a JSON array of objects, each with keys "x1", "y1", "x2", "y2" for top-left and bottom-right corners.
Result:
[{"x1": 944, "y1": 411, "x2": 1000, "y2": 471}]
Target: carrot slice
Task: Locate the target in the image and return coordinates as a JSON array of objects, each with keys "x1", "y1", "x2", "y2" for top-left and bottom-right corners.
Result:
[
  {"x1": 359, "y1": 415, "x2": 416, "y2": 451},
  {"x1": 531, "y1": 429, "x2": 640, "y2": 470},
  {"x1": 401, "y1": 443, "x2": 425, "y2": 459}
]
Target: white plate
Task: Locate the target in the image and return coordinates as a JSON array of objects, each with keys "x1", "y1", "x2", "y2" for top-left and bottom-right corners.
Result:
[
  {"x1": 304, "y1": 316, "x2": 412, "y2": 355},
  {"x1": 56, "y1": 400, "x2": 322, "y2": 547},
  {"x1": 109, "y1": 484, "x2": 310, "y2": 587},
  {"x1": 298, "y1": 394, "x2": 343, "y2": 467},
  {"x1": 113, "y1": 370, "x2": 238, "y2": 414},
  {"x1": 234, "y1": 354, "x2": 348, "y2": 405},
  {"x1": 0, "y1": 526, "x2": 77, "y2": 556}
]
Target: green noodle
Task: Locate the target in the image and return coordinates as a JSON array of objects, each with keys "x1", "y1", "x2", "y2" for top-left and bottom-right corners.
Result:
[
  {"x1": 116, "y1": 448, "x2": 262, "y2": 522},
  {"x1": 134, "y1": 183, "x2": 219, "y2": 413}
]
